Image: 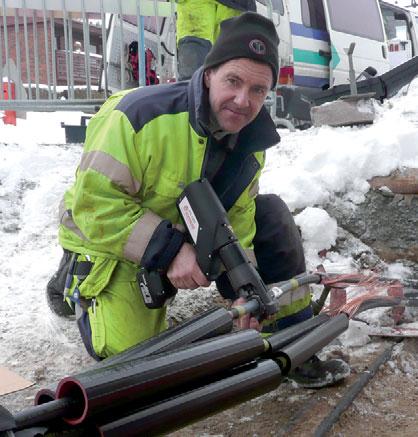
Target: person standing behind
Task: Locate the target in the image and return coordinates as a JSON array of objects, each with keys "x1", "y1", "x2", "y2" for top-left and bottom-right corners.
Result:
[{"x1": 176, "y1": 0, "x2": 256, "y2": 80}]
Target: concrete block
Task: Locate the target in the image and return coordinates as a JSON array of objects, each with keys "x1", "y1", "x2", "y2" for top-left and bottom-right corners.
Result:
[{"x1": 311, "y1": 94, "x2": 376, "y2": 127}]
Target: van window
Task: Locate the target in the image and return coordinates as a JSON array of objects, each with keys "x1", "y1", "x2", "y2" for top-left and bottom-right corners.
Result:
[
  {"x1": 326, "y1": 0, "x2": 385, "y2": 41},
  {"x1": 257, "y1": 0, "x2": 284, "y2": 15},
  {"x1": 272, "y1": 0, "x2": 284, "y2": 15},
  {"x1": 301, "y1": 0, "x2": 327, "y2": 31}
]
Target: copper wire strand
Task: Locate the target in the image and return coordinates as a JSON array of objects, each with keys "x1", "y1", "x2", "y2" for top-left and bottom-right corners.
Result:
[{"x1": 317, "y1": 272, "x2": 403, "y2": 318}]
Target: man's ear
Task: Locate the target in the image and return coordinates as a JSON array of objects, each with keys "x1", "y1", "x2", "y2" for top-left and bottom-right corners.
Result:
[{"x1": 204, "y1": 69, "x2": 211, "y2": 88}]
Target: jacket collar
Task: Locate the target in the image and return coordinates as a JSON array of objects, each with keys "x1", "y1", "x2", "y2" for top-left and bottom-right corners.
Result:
[{"x1": 188, "y1": 67, "x2": 280, "y2": 154}]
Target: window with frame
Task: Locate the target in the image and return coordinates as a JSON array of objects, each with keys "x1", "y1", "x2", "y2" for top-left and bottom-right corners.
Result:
[
  {"x1": 326, "y1": 0, "x2": 385, "y2": 41},
  {"x1": 301, "y1": 0, "x2": 327, "y2": 31},
  {"x1": 257, "y1": 0, "x2": 285, "y2": 15}
]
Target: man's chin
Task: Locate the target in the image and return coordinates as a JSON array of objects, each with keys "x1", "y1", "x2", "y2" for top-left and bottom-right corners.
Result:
[{"x1": 219, "y1": 119, "x2": 248, "y2": 134}]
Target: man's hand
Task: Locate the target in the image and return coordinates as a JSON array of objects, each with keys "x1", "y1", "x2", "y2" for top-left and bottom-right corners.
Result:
[
  {"x1": 232, "y1": 297, "x2": 261, "y2": 331},
  {"x1": 167, "y1": 242, "x2": 211, "y2": 289}
]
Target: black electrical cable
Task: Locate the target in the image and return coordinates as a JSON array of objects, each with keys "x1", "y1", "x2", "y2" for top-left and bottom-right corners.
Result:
[{"x1": 313, "y1": 341, "x2": 400, "y2": 437}]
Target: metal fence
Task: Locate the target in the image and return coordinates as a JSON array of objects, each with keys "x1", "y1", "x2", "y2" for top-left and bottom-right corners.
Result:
[
  {"x1": 0, "y1": 0, "x2": 176, "y2": 112},
  {"x1": 0, "y1": 0, "x2": 291, "y2": 129}
]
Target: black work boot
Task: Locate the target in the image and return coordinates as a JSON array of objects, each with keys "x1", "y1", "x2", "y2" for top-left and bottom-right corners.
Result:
[
  {"x1": 46, "y1": 250, "x2": 75, "y2": 318},
  {"x1": 288, "y1": 355, "x2": 350, "y2": 389}
]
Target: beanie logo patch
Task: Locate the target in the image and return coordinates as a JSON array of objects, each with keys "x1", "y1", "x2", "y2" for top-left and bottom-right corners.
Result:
[{"x1": 249, "y1": 39, "x2": 266, "y2": 55}]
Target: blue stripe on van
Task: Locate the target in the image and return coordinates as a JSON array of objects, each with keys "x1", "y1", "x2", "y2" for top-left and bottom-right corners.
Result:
[
  {"x1": 290, "y1": 22, "x2": 330, "y2": 42},
  {"x1": 294, "y1": 75, "x2": 329, "y2": 88}
]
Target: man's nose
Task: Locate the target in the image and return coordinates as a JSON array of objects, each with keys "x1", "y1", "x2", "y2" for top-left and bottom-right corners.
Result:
[{"x1": 233, "y1": 88, "x2": 250, "y2": 107}]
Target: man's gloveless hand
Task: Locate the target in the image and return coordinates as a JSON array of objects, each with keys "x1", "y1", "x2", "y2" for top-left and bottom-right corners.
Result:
[{"x1": 167, "y1": 242, "x2": 211, "y2": 289}]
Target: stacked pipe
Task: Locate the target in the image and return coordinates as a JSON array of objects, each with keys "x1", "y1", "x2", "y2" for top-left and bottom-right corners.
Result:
[{"x1": 0, "y1": 301, "x2": 349, "y2": 437}]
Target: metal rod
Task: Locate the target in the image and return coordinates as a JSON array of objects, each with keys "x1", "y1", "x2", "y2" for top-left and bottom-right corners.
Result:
[
  {"x1": 22, "y1": 0, "x2": 31, "y2": 99},
  {"x1": 0, "y1": 7, "x2": 4, "y2": 100},
  {"x1": 99, "y1": 0, "x2": 108, "y2": 98},
  {"x1": 67, "y1": 11, "x2": 74, "y2": 99},
  {"x1": 32, "y1": 9, "x2": 40, "y2": 99},
  {"x1": 50, "y1": 13, "x2": 57, "y2": 99},
  {"x1": 61, "y1": 0, "x2": 70, "y2": 98},
  {"x1": 153, "y1": 0, "x2": 162, "y2": 82},
  {"x1": 117, "y1": 0, "x2": 124, "y2": 90},
  {"x1": 0, "y1": 99, "x2": 103, "y2": 111},
  {"x1": 81, "y1": 0, "x2": 91, "y2": 99},
  {"x1": 42, "y1": 0, "x2": 52, "y2": 99},
  {"x1": 14, "y1": 9, "x2": 23, "y2": 99},
  {"x1": 170, "y1": 0, "x2": 177, "y2": 81},
  {"x1": 136, "y1": 0, "x2": 145, "y2": 87},
  {"x1": 2, "y1": 0, "x2": 12, "y2": 99}
]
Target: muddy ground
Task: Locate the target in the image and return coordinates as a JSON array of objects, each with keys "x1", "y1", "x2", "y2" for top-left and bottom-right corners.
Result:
[{"x1": 170, "y1": 337, "x2": 418, "y2": 437}]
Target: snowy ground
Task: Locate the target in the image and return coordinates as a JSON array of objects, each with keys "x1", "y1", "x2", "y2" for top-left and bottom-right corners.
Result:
[{"x1": 0, "y1": 81, "x2": 417, "y2": 425}]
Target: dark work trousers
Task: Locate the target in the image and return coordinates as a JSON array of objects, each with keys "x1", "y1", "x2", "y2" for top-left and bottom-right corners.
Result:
[
  {"x1": 177, "y1": 36, "x2": 212, "y2": 81},
  {"x1": 217, "y1": 193, "x2": 313, "y2": 330}
]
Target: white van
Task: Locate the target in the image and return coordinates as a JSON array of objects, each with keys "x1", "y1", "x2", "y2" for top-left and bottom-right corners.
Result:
[
  {"x1": 380, "y1": 1, "x2": 418, "y2": 68},
  {"x1": 258, "y1": 0, "x2": 391, "y2": 92}
]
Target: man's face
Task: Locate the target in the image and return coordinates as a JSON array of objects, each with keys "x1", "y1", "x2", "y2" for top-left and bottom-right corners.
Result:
[{"x1": 204, "y1": 58, "x2": 273, "y2": 133}]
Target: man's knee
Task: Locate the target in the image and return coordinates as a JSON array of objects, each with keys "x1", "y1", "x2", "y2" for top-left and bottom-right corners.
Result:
[{"x1": 254, "y1": 194, "x2": 306, "y2": 284}]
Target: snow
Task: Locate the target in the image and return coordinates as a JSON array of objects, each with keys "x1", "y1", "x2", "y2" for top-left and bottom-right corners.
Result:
[{"x1": 0, "y1": 80, "x2": 418, "y2": 410}]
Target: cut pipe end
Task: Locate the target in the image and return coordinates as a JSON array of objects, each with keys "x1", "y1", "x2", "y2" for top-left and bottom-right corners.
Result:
[
  {"x1": 56, "y1": 377, "x2": 88, "y2": 425},
  {"x1": 34, "y1": 388, "x2": 55, "y2": 405}
]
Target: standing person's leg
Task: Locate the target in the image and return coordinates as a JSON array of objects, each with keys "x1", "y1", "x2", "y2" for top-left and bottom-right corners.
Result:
[
  {"x1": 176, "y1": 0, "x2": 216, "y2": 80},
  {"x1": 213, "y1": 3, "x2": 242, "y2": 41},
  {"x1": 253, "y1": 194, "x2": 350, "y2": 388}
]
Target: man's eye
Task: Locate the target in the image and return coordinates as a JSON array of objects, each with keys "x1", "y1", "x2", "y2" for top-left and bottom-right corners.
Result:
[
  {"x1": 254, "y1": 88, "x2": 266, "y2": 96},
  {"x1": 227, "y1": 78, "x2": 238, "y2": 86}
]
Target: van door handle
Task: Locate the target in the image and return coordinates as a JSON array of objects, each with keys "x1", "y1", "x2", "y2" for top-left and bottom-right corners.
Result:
[{"x1": 318, "y1": 50, "x2": 331, "y2": 58}]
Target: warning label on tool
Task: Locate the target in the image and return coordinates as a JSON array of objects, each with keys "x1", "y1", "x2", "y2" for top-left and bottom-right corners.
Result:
[{"x1": 178, "y1": 197, "x2": 199, "y2": 244}]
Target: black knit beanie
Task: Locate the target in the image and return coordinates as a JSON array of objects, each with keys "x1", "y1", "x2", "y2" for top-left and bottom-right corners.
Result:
[{"x1": 204, "y1": 12, "x2": 279, "y2": 88}]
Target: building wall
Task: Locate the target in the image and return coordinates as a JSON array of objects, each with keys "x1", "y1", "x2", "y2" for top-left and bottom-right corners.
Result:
[{"x1": 1, "y1": 19, "x2": 102, "y2": 87}]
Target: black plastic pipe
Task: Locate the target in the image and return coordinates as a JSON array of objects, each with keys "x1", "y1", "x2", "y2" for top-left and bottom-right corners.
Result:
[
  {"x1": 34, "y1": 388, "x2": 56, "y2": 405},
  {"x1": 56, "y1": 329, "x2": 265, "y2": 425},
  {"x1": 13, "y1": 398, "x2": 77, "y2": 430},
  {"x1": 98, "y1": 306, "x2": 234, "y2": 366},
  {"x1": 275, "y1": 273, "x2": 322, "y2": 294},
  {"x1": 98, "y1": 359, "x2": 282, "y2": 437},
  {"x1": 276, "y1": 313, "x2": 349, "y2": 374},
  {"x1": 0, "y1": 405, "x2": 16, "y2": 432},
  {"x1": 33, "y1": 306, "x2": 234, "y2": 409},
  {"x1": 266, "y1": 313, "x2": 331, "y2": 354}
]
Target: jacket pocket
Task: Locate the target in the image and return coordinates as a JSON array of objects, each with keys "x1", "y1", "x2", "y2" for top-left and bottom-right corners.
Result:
[{"x1": 78, "y1": 256, "x2": 119, "y2": 299}]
